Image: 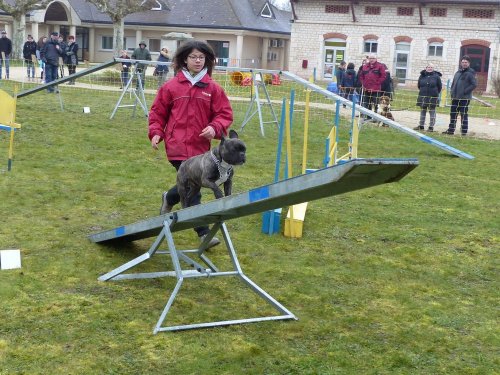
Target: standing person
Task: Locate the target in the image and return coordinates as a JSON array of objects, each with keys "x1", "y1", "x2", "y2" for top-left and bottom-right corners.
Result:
[
  {"x1": 23, "y1": 34, "x2": 37, "y2": 81},
  {"x1": 118, "y1": 49, "x2": 132, "y2": 88},
  {"x1": 341, "y1": 62, "x2": 357, "y2": 102},
  {"x1": 443, "y1": 55, "x2": 477, "y2": 136},
  {"x1": 380, "y1": 63, "x2": 394, "y2": 99},
  {"x1": 41, "y1": 32, "x2": 63, "y2": 93},
  {"x1": 154, "y1": 47, "x2": 170, "y2": 89},
  {"x1": 358, "y1": 53, "x2": 386, "y2": 115},
  {"x1": 57, "y1": 35, "x2": 66, "y2": 78},
  {"x1": 148, "y1": 40, "x2": 233, "y2": 249},
  {"x1": 64, "y1": 35, "x2": 78, "y2": 84},
  {"x1": 414, "y1": 63, "x2": 442, "y2": 132},
  {"x1": 36, "y1": 36, "x2": 47, "y2": 82},
  {"x1": 131, "y1": 40, "x2": 151, "y2": 89},
  {"x1": 335, "y1": 60, "x2": 346, "y2": 99},
  {"x1": 0, "y1": 30, "x2": 12, "y2": 79}
]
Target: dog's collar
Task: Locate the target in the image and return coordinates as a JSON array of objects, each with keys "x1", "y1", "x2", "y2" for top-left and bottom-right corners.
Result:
[{"x1": 211, "y1": 150, "x2": 233, "y2": 185}]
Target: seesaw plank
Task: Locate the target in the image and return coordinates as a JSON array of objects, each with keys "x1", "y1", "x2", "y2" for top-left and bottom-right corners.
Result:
[{"x1": 89, "y1": 158, "x2": 418, "y2": 244}]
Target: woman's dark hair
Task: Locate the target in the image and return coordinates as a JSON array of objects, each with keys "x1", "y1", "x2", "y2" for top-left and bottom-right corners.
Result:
[
  {"x1": 347, "y1": 62, "x2": 355, "y2": 70},
  {"x1": 172, "y1": 40, "x2": 216, "y2": 76}
]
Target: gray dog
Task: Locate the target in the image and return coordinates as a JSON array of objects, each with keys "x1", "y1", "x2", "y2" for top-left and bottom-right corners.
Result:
[{"x1": 177, "y1": 129, "x2": 246, "y2": 209}]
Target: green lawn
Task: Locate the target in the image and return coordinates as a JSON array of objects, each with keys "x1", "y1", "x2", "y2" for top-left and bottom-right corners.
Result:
[{"x1": 0, "y1": 80, "x2": 498, "y2": 374}]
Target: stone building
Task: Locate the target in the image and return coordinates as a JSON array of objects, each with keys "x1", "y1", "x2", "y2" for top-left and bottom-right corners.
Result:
[
  {"x1": 0, "y1": 0, "x2": 291, "y2": 70},
  {"x1": 290, "y1": 0, "x2": 499, "y2": 93}
]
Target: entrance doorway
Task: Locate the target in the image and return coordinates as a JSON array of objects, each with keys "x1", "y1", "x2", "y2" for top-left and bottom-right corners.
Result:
[
  {"x1": 323, "y1": 40, "x2": 346, "y2": 80},
  {"x1": 460, "y1": 44, "x2": 490, "y2": 92},
  {"x1": 394, "y1": 42, "x2": 410, "y2": 84},
  {"x1": 208, "y1": 40, "x2": 229, "y2": 66}
]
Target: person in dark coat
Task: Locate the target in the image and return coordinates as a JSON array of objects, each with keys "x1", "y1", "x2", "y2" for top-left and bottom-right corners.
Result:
[
  {"x1": 380, "y1": 64, "x2": 394, "y2": 99},
  {"x1": 414, "y1": 63, "x2": 442, "y2": 132},
  {"x1": 443, "y1": 55, "x2": 477, "y2": 136},
  {"x1": 0, "y1": 30, "x2": 12, "y2": 79},
  {"x1": 154, "y1": 47, "x2": 170, "y2": 89},
  {"x1": 340, "y1": 62, "x2": 357, "y2": 102},
  {"x1": 40, "y1": 32, "x2": 64, "y2": 93},
  {"x1": 118, "y1": 49, "x2": 132, "y2": 88},
  {"x1": 23, "y1": 34, "x2": 37, "y2": 80},
  {"x1": 64, "y1": 35, "x2": 78, "y2": 84},
  {"x1": 36, "y1": 36, "x2": 47, "y2": 82}
]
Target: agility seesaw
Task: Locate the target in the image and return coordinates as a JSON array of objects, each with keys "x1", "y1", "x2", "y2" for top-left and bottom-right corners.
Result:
[{"x1": 89, "y1": 158, "x2": 418, "y2": 333}]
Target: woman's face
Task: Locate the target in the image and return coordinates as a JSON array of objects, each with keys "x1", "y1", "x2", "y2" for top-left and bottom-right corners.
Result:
[
  {"x1": 426, "y1": 65, "x2": 434, "y2": 72},
  {"x1": 185, "y1": 48, "x2": 206, "y2": 74}
]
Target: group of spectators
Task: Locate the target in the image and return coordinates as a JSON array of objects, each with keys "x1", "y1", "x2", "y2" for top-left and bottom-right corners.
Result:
[
  {"x1": 117, "y1": 41, "x2": 170, "y2": 91},
  {"x1": 335, "y1": 53, "x2": 477, "y2": 136}
]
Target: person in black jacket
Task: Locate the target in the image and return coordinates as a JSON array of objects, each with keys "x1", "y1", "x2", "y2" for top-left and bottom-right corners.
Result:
[
  {"x1": 64, "y1": 35, "x2": 78, "y2": 84},
  {"x1": 340, "y1": 62, "x2": 357, "y2": 102},
  {"x1": 0, "y1": 30, "x2": 12, "y2": 79},
  {"x1": 443, "y1": 55, "x2": 477, "y2": 136},
  {"x1": 414, "y1": 63, "x2": 442, "y2": 132},
  {"x1": 41, "y1": 32, "x2": 64, "y2": 93},
  {"x1": 23, "y1": 34, "x2": 38, "y2": 80}
]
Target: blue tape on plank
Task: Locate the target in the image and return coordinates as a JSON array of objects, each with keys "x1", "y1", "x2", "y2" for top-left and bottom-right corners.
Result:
[
  {"x1": 249, "y1": 186, "x2": 270, "y2": 202},
  {"x1": 115, "y1": 226, "x2": 125, "y2": 236}
]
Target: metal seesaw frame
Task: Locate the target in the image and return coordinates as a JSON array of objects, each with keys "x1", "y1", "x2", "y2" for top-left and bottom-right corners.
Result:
[{"x1": 99, "y1": 214, "x2": 297, "y2": 333}]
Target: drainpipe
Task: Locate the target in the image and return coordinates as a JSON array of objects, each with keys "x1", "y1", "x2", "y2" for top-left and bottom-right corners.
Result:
[
  {"x1": 350, "y1": 1, "x2": 357, "y2": 23},
  {"x1": 418, "y1": 3, "x2": 424, "y2": 25}
]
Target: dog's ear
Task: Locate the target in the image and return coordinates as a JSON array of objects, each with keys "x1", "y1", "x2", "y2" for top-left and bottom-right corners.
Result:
[{"x1": 228, "y1": 129, "x2": 239, "y2": 139}]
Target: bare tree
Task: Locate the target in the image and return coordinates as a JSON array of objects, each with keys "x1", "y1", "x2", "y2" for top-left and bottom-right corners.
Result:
[
  {"x1": 0, "y1": 0, "x2": 51, "y2": 59},
  {"x1": 87, "y1": 0, "x2": 166, "y2": 55}
]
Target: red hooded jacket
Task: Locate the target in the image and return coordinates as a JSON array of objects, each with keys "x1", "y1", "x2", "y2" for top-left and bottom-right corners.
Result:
[
  {"x1": 358, "y1": 61, "x2": 386, "y2": 92},
  {"x1": 148, "y1": 71, "x2": 233, "y2": 161}
]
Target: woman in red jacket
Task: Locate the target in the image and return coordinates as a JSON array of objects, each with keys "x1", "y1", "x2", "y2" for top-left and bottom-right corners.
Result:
[{"x1": 148, "y1": 40, "x2": 233, "y2": 249}]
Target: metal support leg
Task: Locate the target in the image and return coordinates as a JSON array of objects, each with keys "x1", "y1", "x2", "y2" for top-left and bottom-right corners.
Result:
[{"x1": 98, "y1": 219, "x2": 297, "y2": 333}]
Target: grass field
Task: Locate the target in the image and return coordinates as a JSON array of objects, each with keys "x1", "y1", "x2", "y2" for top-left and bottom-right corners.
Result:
[{"x1": 0, "y1": 80, "x2": 499, "y2": 374}]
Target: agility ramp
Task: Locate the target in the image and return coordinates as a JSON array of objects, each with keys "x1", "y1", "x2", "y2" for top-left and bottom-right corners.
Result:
[{"x1": 89, "y1": 158, "x2": 418, "y2": 333}]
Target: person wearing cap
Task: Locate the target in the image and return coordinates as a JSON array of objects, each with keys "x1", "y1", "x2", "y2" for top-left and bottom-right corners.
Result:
[
  {"x1": 23, "y1": 34, "x2": 37, "y2": 81},
  {"x1": 131, "y1": 40, "x2": 151, "y2": 89},
  {"x1": 443, "y1": 55, "x2": 477, "y2": 136},
  {"x1": 358, "y1": 53, "x2": 386, "y2": 116},
  {"x1": 64, "y1": 35, "x2": 79, "y2": 85},
  {"x1": 40, "y1": 32, "x2": 64, "y2": 93},
  {"x1": 0, "y1": 30, "x2": 12, "y2": 79}
]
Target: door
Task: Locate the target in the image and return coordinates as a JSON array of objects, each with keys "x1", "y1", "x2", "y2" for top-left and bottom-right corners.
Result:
[
  {"x1": 208, "y1": 40, "x2": 229, "y2": 66},
  {"x1": 323, "y1": 42, "x2": 345, "y2": 79},
  {"x1": 460, "y1": 45, "x2": 489, "y2": 92},
  {"x1": 394, "y1": 42, "x2": 410, "y2": 84}
]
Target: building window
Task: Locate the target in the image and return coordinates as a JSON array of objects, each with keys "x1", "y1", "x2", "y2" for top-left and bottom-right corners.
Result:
[
  {"x1": 463, "y1": 9, "x2": 494, "y2": 19},
  {"x1": 101, "y1": 36, "x2": 113, "y2": 50},
  {"x1": 364, "y1": 40, "x2": 378, "y2": 54},
  {"x1": 260, "y1": 3, "x2": 274, "y2": 18},
  {"x1": 397, "y1": 7, "x2": 414, "y2": 16},
  {"x1": 430, "y1": 8, "x2": 447, "y2": 17},
  {"x1": 428, "y1": 43, "x2": 443, "y2": 57},
  {"x1": 267, "y1": 51, "x2": 278, "y2": 61},
  {"x1": 148, "y1": 38, "x2": 161, "y2": 53},
  {"x1": 365, "y1": 6, "x2": 381, "y2": 15},
  {"x1": 125, "y1": 37, "x2": 136, "y2": 52},
  {"x1": 325, "y1": 5, "x2": 349, "y2": 14}
]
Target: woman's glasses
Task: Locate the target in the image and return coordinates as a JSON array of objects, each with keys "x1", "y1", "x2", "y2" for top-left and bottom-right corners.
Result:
[{"x1": 188, "y1": 55, "x2": 205, "y2": 61}]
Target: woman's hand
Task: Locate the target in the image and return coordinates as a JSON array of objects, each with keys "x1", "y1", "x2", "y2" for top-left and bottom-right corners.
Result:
[
  {"x1": 151, "y1": 135, "x2": 161, "y2": 150},
  {"x1": 199, "y1": 126, "x2": 215, "y2": 140}
]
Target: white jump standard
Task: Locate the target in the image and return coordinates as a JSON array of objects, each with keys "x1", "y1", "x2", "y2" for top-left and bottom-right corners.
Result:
[{"x1": 89, "y1": 158, "x2": 419, "y2": 333}]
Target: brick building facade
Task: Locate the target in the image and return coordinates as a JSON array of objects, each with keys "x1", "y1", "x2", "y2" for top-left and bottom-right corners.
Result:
[{"x1": 290, "y1": 0, "x2": 499, "y2": 93}]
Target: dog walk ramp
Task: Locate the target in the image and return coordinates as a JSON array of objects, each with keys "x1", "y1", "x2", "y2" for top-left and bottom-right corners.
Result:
[{"x1": 89, "y1": 158, "x2": 418, "y2": 333}]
